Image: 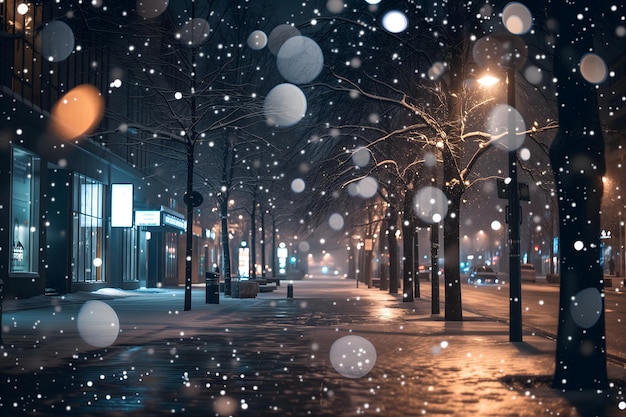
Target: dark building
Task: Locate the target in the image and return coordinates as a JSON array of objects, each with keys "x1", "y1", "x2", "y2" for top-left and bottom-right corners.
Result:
[{"x1": 1, "y1": 1, "x2": 218, "y2": 298}]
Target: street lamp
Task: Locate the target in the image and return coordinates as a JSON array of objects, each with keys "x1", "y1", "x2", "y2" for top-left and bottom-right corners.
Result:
[
  {"x1": 477, "y1": 55, "x2": 524, "y2": 343},
  {"x1": 505, "y1": 65, "x2": 523, "y2": 343}
]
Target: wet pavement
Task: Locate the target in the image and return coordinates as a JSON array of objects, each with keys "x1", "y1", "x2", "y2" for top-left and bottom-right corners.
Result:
[{"x1": 1, "y1": 276, "x2": 626, "y2": 416}]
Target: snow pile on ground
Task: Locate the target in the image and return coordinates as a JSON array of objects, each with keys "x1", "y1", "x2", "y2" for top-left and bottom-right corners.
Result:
[{"x1": 91, "y1": 288, "x2": 137, "y2": 297}]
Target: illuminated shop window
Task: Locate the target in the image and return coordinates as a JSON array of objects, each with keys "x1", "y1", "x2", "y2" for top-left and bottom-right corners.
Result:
[{"x1": 10, "y1": 146, "x2": 40, "y2": 274}]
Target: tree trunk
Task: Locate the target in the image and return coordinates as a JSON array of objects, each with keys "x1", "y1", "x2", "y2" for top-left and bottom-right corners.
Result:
[
  {"x1": 387, "y1": 208, "x2": 399, "y2": 294},
  {"x1": 250, "y1": 200, "x2": 257, "y2": 279},
  {"x1": 402, "y1": 218, "x2": 414, "y2": 302},
  {"x1": 260, "y1": 209, "x2": 266, "y2": 278},
  {"x1": 441, "y1": 2, "x2": 466, "y2": 320},
  {"x1": 183, "y1": 143, "x2": 194, "y2": 311},
  {"x1": 549, "y1": 0, "x2": 607, "y2": 390},
  {"x1": 220, "y1": 198, "x2": 232, "y2": 296},
  {"x1": 442, "y1": 184, "x2": 463, "y2": 321}
]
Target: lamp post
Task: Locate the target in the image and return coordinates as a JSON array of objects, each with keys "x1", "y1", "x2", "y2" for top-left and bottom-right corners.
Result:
[
  {"x1": 506, "y1": 66, "x2": 523, "y2": 342},
  {"x1": 478, "y1": 60, "x2": 523, "y2": 342}
]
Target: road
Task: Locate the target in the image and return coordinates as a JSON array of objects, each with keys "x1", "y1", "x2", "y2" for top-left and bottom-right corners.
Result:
[
  {"x1": 421, "y1": 276, "x2": 626, "y2": 363},
  {"x1": 5, "y1": 277, "x2": 624, "y2": 416}
]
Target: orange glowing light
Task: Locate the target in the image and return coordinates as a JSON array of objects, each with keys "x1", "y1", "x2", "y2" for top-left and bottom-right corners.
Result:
[{"x1": 50, "y1": 84, "x2": 104, "y2": 140}]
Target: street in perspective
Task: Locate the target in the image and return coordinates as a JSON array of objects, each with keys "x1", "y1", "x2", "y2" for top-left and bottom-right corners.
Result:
[
  {"x1": 1, "y1": 274, "x2": 626, "y2": 416},
  {"x1": 2, "y1": 0, "x2": 626, "y2": 416}
]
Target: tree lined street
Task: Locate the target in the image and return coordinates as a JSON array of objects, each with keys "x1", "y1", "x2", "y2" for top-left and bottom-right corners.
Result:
[{"x1": 2, "y1": 0, "x2": 626, "y2": 413}]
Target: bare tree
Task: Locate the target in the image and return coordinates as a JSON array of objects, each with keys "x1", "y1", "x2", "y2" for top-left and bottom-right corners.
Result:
[
  {"x1": 296, "y1": 1, "x2": 557, "y2": 320},
  {"x1": 78, "y1": 1, "x2": 278, "y2": 308}
]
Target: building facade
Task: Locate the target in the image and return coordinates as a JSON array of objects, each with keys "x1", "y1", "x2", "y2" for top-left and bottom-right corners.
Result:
[{"x1": 1, "y1": 1, "x2": 219, "y2": 298}]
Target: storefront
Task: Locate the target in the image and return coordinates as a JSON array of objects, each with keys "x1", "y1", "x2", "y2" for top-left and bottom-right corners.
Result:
[
  {"x1": 0, "y1": 98, "x2": 173, "y2": 298},
  {"x1": 136, "y1": 207, "x2": 185, "y2": 287},
  {"x1": 5, "y1": 146, "x2": 44, "y2": 296},
  {"x1": 136, "y1": 208, "x2": 220, "y2": 288}
]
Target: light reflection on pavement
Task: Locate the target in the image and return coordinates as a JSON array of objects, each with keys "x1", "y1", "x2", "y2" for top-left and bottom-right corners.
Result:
[{"x1": 1, "y1": 276, "x2": 624, "y2": 416}]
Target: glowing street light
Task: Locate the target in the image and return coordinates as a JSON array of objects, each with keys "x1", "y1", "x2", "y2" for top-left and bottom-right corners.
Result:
[{"x1": 477, "y1": 74, "x2": 499, "y2": 88}]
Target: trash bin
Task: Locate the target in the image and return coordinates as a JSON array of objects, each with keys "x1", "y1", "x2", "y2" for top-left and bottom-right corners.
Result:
[{"x1": 205, "y1": 272, "x2": 220, "y2": 304}]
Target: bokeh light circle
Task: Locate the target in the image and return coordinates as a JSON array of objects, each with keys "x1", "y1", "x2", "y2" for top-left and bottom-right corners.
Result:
[
  {"x1": 213, "y1": 396, "x2": 237, "y2": 415},
  {"x1": 479, "y1": 4, "x2": 493, "y2": 18},
  {"x1": 473, "y1": 34, "x2": 527, "y2": 70},
  {"x1": 328, "y1": 213, "x2": 345, "y2": 230},
  {"x1": 488, "y1": 104, "x2": 526, "y2": 151},
  {"x1": 357, "y1": 176, "x2": 378, "y2": 198},
  {"x1": 424, "y1": 151, "x2": 437, "y2": 167},
  {"x1": 327, "y1": 0, "x2": 344, "y2": 14},
  {"x1": 352, "y1": 147, "x2": 371, "y2": 167},
  {"x1": 298, "y1": 241, "x2": 311, "y2": 252},
  {"x1": 491, "y1": 220, "x2": 502, "y2": 231},
  {"x1": 502, "y1": 2, "x2": 533, "y2": 35},
  {"x1": 247, "y1": 30, "x2": 267, "y2": 50},
  {"x1": 268, "y1": 24, "x2": 301, "y2": 55},
  {"x1": 414, "y1": 186, "x2": 449, "y2": 224},
  {"x1": 291, "y1": 178, "x2": 306, "y2": 193},
  {"x1": 37, "y1": 20, "x2": 75, "y2": 63},
  {"x1": 136, "y1": 0, "x2": 169, "y2": 19},
  {"x1": 524, "y1": 65, "x2": 543, "y2": 85},
  {"x1": 382, "y1": 10, "x2": 408, "y2": 33},
  {"x1": 276, "y1": 36, "x2": 324, "y2": 84},
  {"x1": 176, "y1": 18, "x2": 210, "y2": 46},
  {"x1": 264, "y1": 83, "x2": 307, "y2": 127},
  {"x1": 580, "y1": 53, "x2": 607, "y2": 84},
  {"x1": 17, "y1": 3, "x2": 29, "y2": 14},
  {"x1": 519, "y1": 147, "x2": 531, "y2": 161},
  {"x1": 329, "y1": 335, "x2": 377, "y2": 378},
  {"x1": 77, "y1": 300, "x2": 120, "y2": 348},
  {"x1": 50, "y1": 84, "x2": 104, "y2": 140},
  {"x1": 570, "y1": 287, "x2": 602, "y2": 329},
  {"x1": 428, "y1": 62, "x2": 446, "y2": 80}
]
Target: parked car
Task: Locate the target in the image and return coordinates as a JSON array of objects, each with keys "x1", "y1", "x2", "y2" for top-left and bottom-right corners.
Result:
[
  {"x1": 520, "y1": 263, "x2": 537, "y2": 282},
  {"x1": 468, "y1": 265, "x2": 500, "y2": 285}
]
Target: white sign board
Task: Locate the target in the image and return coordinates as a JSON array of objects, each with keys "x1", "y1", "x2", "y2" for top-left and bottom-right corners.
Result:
[
  {"x1": 111, "y1": 184, "x2": 133, "y2": 227},
  {"x1": 135, "y1": 211, "x2": 161, "y2": 226}
]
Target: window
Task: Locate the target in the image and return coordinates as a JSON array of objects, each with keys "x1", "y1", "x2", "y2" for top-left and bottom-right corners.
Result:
[
  {"x1": 72, "y1": 174, "x2": 105, "y2": 283},
  {"x1": 1, "y1": 0, "x2": 44, "y2": 105},
  {"x1": 10, "y1": 147, "x2": 40, "y2": 273},
  {"x1": 164, "y1": 232, "x2": 178, "y2": 283}
]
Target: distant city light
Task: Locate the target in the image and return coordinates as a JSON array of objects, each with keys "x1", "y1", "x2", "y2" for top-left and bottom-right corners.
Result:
[{"x1": 17, "y1": 3, "x2": 29, "y2": 15}]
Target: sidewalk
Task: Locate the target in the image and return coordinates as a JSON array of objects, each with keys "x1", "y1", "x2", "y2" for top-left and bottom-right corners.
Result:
[{"x1": 1, "y1": 276, "x2": 625, "y2": 416}]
